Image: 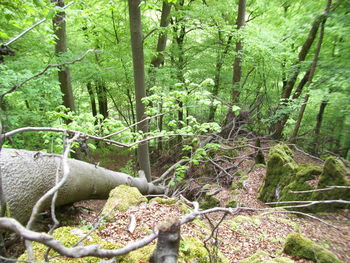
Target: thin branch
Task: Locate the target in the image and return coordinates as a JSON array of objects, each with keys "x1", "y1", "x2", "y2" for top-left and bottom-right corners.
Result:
[
  {"x1": 152, "y1": 158, "x2": 190, "y2": 184},
  {"x1": 290, "y1": 186, "x2": 350, "y2": 194},
  {"x1": 26, "y1": 132, "x2": 80, "y2": 230},
  {"x1": 261, "y1": 210, "x2": 340, "y2": 230},
  {"x1": 3, "y1": 2, "x2": 75, "y2": 47},
  {"x1": 0, "y1": 49, "x2": 98, "y2": 102}
]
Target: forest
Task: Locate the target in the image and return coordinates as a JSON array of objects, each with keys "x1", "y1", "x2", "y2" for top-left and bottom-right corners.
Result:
[{"x1": 0, "y1": 0, "x2": 350, "y2": 262}]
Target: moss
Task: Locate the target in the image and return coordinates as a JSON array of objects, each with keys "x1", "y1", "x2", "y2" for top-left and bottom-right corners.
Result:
[
  {"x1": 232, "y1": 215, "x2": 261, "y2": 225},
  {"x1": 101, "y1": 185, "x2": 147, "y2": 218},
  {"x1": 284, "y1": 233, "x2": 342, "y2": 263},
  {"x1": 311, "y1": 157, "x2": 350, "y2": 211},
  {"x1": 240, "y1": 251, "x2": 294, "y2": 263},
  {"x1": 120, "y1": 245, "x2": 155, "y2": 263},
  {"x1": 226, "y1": 199, "x2": 238, "y2": 208},
  {"x1": 265, "y1": 258, "x2": 295, "y2": 263},
  {"x1": 199, "y1": 193, "x2": 220, "y2": 209},
  {"x1": 150, "y1": 197, "x2": 177, "y2": 205},
  {"x1": 178, "y1": 236, "x2": 228, "y2": 263},
  {"x1": 19, "y1": 227, "x2": 123, "y2": 262},
  {"x1": 258, "y1": 143, "x2": 297, "y2": 202}
]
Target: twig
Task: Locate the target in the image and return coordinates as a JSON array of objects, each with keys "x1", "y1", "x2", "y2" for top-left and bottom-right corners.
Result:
[
  {"x1": 152, "y1": 158, "x2": 190, "y2": 184},
  {"x1": 3, "y1": 2, "x2": 75, "y2": 47},
  {"x1": 0, "y1": 49, "x2": 97, "y2": 102},
  {"x1": 261, "y1": 210, "x2": 341, "y2": 230},
  {"x1": 290, "y1": 186, "x2": 350, "y2": 194}
]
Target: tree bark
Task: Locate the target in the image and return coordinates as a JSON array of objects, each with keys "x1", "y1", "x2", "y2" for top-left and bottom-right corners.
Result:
[
  {"x1": 289, "y1": 94, "x2": 310, "y2": 144},
  {"x1": 52, "y1": 0, "x2": 75, "y2": 113},
  {"x1": 150, "y1": 1, "x2": 172, "y2": 68},
  {"x1": 128, "y1": 0, "x2": 152, "y2": 181},
  {"x1": 312, "y1": 99, "x2": 328, "y2": 155},
  {"x1": 96, "y1": 82, "x2": 109, "y2": 120},
  {"x1": 86, "y1": 82, "x2": 97, "y2": 119},
  {"x1": 231, "y1": 0, "x2": 246, "y2": 104},
  {"x1": 150, "y1": 218, "x2": 180, "y2": 263},
  {"x1": 0, "y1": 148, "x2": 164, "y2": 225}
]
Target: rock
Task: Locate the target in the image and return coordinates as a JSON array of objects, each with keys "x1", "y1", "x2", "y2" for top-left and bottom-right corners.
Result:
[
  {"x1": 284, "y1": 233, "x2": 342, "y2": 263},
  {"x1": 258, "y1": 144, "x2": 350, "y2": 211},
  {"x1": 101, "y1": 185, "x2": 147, "y2": 219},
  {"x1": 258, "y1": 143, "x2": 297, "y2": 202}
]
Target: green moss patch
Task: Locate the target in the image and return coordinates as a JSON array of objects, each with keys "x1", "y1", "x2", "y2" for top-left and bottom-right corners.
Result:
[
  {"x1": 284, "y1": 233, "x2": 342, "y2": 263},
  {"x1": 101, "y1": 185, "x2": 147, "y2": 218},
  {"x1": 150, "y1": 197, "x2": 177, "y2": 205},
  {"x1": 19, "y1": 227, "x2": 123, "y2": 262},
  {"x1": 240, "y1": 251, "x2": 294, "y2": 263}
]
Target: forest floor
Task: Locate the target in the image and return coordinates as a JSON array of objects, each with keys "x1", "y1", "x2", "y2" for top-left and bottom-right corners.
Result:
[{"x1": 54, "y1": 144, "x2": 350, "y2": 263}]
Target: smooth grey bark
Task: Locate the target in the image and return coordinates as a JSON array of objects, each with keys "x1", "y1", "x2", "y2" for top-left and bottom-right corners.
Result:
[
  {"x1": 127, "y1": 0, "x2": 152, "y2": 181},
  {"x1": 0, "y1": 148, "x2": 164, "y2": 224},
  {"x1": 150, "y1": 218, "x2": 180, "y2": 263},
  {"x1": 52, "y1": 0, "x2": 75, "y2": 113}
]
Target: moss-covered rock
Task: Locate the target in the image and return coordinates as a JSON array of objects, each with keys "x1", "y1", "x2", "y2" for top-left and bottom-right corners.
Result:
[
  {"x1": 283, "y1": 233, "x2": 342, "y2": 263},
  {"x1": 311, "y1": 157, "x2": 350, "y2": 211},
  {"x1": 240, "y1": 251, "x2": 294, "y2": 263},
  {"x1": 279, "y1": 164, "x2": 322, "y2": 202},
  {"x1": 101, "y1": 185, "x2": 147, "y2": 218},
  {"x1": 258, "y1": 143, "x2": 297, "y2": 202},
  {"x1": 259, "y1": 144, "x2": 349, "y2": 212}
]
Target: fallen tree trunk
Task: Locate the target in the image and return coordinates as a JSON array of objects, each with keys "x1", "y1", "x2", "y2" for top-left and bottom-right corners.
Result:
[{"x1": 0, "y1": 148, "x2": 164, "y2": 224}]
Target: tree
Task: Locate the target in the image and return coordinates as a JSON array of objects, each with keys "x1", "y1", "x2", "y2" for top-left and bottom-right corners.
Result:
[
  {"x1": 52, "y1": 0, "x2": 75, "y2": 114},
  {"x1": 269, "y1": 0, "x2": 333, "y2": 140},
  {"x1": 127, "y1": 0, "x2": 152, "y2": 181}
]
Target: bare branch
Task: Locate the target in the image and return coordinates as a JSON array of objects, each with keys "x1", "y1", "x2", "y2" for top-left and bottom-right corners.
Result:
[
  {"x1": 0, "y1": 49, "x2": 98, "y2": 102},
  {"x1": 290, "y1": 186, "x2": 350, "y2": 194},
  {"x1": 3, "y1": 2, "x2": 75, "y2": 47},
  {"x1": 261, "y1": 210, "x2": 340, "y2": 230},
  {"x1": 152, "y1": 158, "x2": 190, "y2": 184}
]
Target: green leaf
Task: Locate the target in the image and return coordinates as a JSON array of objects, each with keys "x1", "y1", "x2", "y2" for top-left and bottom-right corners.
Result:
[{"x1": 231, "y1": 105, "x2": 241, "y2": 115}]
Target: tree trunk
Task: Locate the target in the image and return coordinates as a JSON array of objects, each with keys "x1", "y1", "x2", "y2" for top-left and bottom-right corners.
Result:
[
  {"x1": 269, "y1": 0, "x2": 332, "y2": 139},
  {"x1": 312, "y1": 99, "x2": 328, "y2": 155},
  {"x1": 86, "y1": 82, "x2": 97, "y2": 119},
  {"x1": 208, "y1": 32, "x2": 233, "y2": 121},
  {"x1": 150, "y1": 218, "x2": 180, "y2": 263},
  {"x1": 52, "y1": 0, "x2": 75, "y2": 113},
  {"x1": 128, "y1": 0, "x2": 152, "y2": 181},
  {"x1": 0, "y1": 148, "x2": 164, "y2": 225},
  {"x1": 96, "y1": 82, "x2": 109, "y2": 120},
  {"x1": 289, "y1": 94, "x2": 310, "y2": 144},
  {"x1": 150, "y1": 1, "x2": 172, "y2": 68},
  {"x1": 231, "y1": 0, "x2": 246, "y2": 104}
]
